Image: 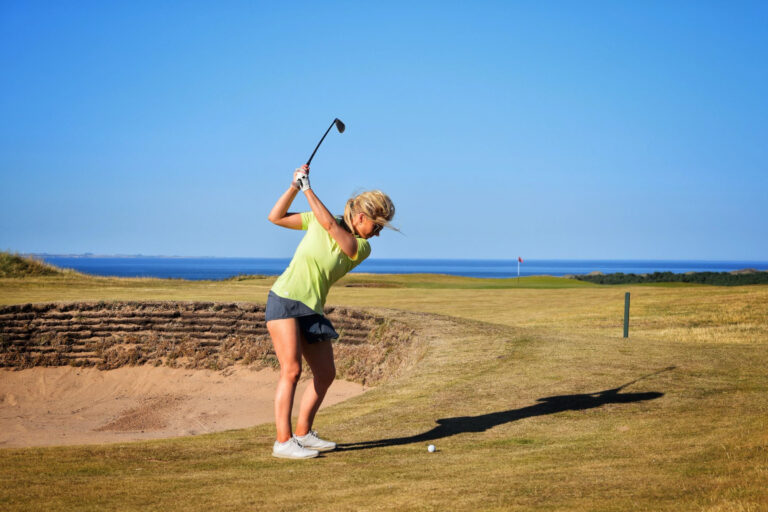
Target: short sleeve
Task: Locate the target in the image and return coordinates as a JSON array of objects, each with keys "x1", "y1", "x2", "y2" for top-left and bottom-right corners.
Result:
[
  {"x1": 300, "y1": 211, "x2": 314, "y2": 230},
  {"x1": 351, "y1": 238, "x2": 371, "y2": 262}
]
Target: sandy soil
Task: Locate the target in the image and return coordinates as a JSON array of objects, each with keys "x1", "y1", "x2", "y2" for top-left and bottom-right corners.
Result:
[{"x1": 0, "y1": 366, "x2": 366, "y2": 448}]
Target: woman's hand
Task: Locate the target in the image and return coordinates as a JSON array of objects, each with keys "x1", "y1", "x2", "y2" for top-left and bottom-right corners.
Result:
[{"x1": 292, "y1": 165, "x2": 311, "y2": 192}]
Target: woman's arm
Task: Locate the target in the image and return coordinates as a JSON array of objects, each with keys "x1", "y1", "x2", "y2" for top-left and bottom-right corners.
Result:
[
  {"x1": 272, "y1": 165, "x2": 358, "y2": 256},
  {"x1": 292, "y1": 166, "x2": 358, "y2": 257},
  {"x1": 303, "y1": 188, "x2": 359, "y2": 258},
  {"x1": 267, "y1": 184, "x2": 303, "y2": 230}
]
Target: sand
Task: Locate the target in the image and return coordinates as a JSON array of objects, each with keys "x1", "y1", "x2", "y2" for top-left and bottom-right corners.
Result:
[{"x1": 0, "y1": 366, "x2": 366, "y2": 448}]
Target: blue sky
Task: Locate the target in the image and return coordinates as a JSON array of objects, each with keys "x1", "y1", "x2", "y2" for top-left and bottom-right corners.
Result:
[{"x1": 2, "y1": 1, "x2": 766, "y2": 260}]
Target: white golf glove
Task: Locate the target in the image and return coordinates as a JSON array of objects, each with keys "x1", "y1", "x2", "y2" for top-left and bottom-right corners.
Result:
[{"x1": 292, "y1": 168, "x2": 311, "y2": 192}]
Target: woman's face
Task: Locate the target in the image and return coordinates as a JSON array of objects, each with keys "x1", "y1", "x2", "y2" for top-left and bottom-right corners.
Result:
[{"x1": 354, "y1": 212, "x2": 382, "y2": 239}]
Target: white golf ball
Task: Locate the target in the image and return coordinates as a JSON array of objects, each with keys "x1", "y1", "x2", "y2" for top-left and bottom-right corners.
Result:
[{"x1": 427, "y1": 444, "x2": 436, "y2": 453}]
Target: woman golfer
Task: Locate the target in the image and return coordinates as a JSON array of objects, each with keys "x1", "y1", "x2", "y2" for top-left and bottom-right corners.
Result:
[{"x1": 266, "y1": 164, "x2": 395, "y2": 459}]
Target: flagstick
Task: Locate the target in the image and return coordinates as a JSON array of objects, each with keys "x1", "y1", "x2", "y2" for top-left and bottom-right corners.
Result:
[{"x1": 517, "y1": 259, "x2": 520, "y2": 285}]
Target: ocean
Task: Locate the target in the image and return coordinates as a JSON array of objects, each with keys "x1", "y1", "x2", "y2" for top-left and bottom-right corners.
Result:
[{"x1": 36, "y1": 256, "x2": 768, "y2": 281}]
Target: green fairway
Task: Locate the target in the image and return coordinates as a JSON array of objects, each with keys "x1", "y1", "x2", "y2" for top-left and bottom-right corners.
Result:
[
  {"x1": 341, "y1": 273, "x2": 599, "y2": 289},
  {"x1": 1, "y1": 274, "x2": 767, "y2": 511}
]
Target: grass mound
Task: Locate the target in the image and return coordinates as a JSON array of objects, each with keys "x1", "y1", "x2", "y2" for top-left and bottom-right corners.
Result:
[{"x1": 0, "y1": 252, "x2": 75, "y2": 278}]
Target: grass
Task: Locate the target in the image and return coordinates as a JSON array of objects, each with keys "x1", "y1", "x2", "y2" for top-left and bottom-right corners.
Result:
[
  {"x1": 0, "y1": 252, "x2": 83, "y2": 278},
  {"x1": 1, "y1": 270, "x2": 767, "y2": 510},
  {"x1": 340, "y1": 273, "x2": 599, "y2": 289}
]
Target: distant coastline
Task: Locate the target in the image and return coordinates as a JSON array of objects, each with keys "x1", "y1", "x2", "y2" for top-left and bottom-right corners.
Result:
[{"x1": 28, "y1": 255, "x2": 768, "y2": 281}]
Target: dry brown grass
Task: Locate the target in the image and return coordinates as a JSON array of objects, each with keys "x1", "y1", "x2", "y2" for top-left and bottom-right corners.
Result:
[{"x1": 1, "y1": 275, "x2": 767, "y2": 510}]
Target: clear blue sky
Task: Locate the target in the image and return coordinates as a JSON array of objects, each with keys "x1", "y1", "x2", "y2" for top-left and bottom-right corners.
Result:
[{"x1": 2, "y1": 1, "x2": 766, "y2": 260}]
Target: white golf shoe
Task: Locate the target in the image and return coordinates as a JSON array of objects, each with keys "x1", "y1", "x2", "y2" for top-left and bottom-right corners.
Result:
[
  {"x1": 294, "y1": 430, "x2": 337, "y2": 452},
  {"x1": 272, "y1": 437, "x2": 319, "y2": 459}
]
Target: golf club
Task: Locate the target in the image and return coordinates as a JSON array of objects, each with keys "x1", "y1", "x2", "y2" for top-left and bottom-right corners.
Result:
[{"x1": 306, "y1": 118, "x2": 345, "y2": 166}]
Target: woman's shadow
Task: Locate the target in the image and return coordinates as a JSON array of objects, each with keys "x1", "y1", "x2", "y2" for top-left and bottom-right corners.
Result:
[{"x1": 336, "y1": 367, "x2": 674, "y2": 452}]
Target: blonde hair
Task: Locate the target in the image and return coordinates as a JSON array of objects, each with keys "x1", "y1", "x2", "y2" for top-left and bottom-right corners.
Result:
[{"x1": 343, "y1": 190, "x2": 396, "y2": 236}]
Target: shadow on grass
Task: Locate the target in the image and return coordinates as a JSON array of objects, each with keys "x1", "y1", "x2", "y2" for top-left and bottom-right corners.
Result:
[{"x1": 336, "y1": 368, "x2": 674, "y2": 452}]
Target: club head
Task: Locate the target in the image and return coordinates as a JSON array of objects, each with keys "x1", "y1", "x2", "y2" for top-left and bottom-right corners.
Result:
[{"x1": 334, "y1": 118, "x2": 346, "y2": 133}]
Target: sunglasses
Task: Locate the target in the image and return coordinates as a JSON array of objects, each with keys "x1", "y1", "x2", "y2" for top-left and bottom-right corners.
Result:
[{"x1": 366, "y1": 215, "x2": 383, "y2": 235}]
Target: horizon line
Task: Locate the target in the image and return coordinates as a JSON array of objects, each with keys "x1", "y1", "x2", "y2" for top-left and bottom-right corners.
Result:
[{"x1": 22, "y1": 253, "x2": 768, "y2": 263}]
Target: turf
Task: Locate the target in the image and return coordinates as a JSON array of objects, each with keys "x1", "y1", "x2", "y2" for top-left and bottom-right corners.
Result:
[{"x1": 1, "y1": 272, "x2": 767, "y2": 511}]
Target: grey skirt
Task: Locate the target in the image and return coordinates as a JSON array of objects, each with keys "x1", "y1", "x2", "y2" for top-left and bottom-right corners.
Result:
[{"x1": 265, "y1": 291, "x2": 339, "y2": 344}]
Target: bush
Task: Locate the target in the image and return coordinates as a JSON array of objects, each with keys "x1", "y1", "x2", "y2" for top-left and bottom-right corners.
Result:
[{"x1": 573, "y1": 271, "x2": 768, "y2": 286}]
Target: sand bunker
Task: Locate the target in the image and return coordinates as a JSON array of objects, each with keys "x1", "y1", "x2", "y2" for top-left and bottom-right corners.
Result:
[
  {"x1": 0, "y1": 302, "x2": 414, "y2": 448},
  {"x1": 0, "y1": 365, "x2": 364, "y2": 448}
]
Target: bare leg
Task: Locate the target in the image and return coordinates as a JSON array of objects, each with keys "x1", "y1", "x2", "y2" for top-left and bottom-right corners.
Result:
[
  {"x1": 295, "y1": 338, "x2": 336, "y2": 436},
  {"x1": 267, "y1": 318, "x2": 302, "y2": 443}
]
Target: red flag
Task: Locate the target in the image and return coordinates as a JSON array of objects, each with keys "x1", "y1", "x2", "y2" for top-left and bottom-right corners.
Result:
[{"x1": 518, "y1": 257, "x2": 523, "y2": 263}]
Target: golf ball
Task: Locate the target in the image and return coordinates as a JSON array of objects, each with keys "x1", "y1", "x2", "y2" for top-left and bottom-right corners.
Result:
[{"x1": 427, "y1": 444, "x2": 436, "y2": 453}]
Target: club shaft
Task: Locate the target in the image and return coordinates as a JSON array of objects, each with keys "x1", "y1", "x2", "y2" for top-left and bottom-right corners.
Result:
[{"x1": 306, "y1": 121, "x2": 337, "y2": 166}]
